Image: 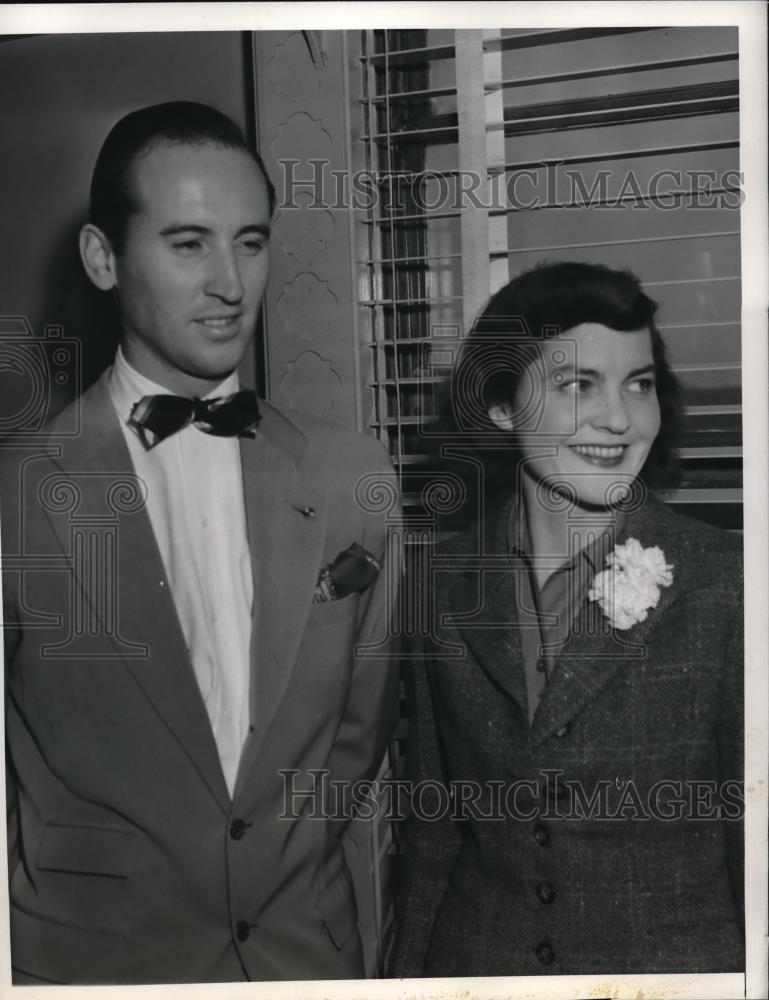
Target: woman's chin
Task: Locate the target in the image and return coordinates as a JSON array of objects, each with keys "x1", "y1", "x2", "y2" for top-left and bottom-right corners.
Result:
[{"x1": 532, "y1": 469, "x2": 640, "y2": 511}]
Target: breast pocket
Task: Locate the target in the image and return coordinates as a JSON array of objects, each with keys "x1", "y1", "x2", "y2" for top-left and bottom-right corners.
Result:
[{"x1": 306, "y1": 594, "x2": 358, "y2": 629}]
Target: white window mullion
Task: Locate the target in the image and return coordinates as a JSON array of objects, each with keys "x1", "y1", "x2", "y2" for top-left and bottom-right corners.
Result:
[{"x1": 455, "y1": 30, "x2": 490, "y2": 332}]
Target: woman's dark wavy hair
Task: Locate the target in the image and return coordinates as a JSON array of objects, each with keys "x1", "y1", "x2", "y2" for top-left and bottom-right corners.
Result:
[
  {"x1": 89, "y1": 101, "x2": 276, "y2": 254},
  {"x1": 432, "y1": 261, "x2": 682, "y2": 504}
]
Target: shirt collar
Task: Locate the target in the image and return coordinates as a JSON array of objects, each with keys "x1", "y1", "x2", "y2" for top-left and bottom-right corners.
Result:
[
  {"x1": 108, "y1": 345, "x2": 240, "y2": 427},
  {"x1": 506, "y1": 491, "x2": 623, "y2": 574}
]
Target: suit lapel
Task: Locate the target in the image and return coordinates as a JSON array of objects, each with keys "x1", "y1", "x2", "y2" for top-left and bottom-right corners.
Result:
[
  {"x1": 43, "y1": 376, "x2": 230, "y2": 812},
  {"x1": 447, "y1": 501, "x2": 529, "y2": 716},
  {"x1": 530, "y1": 498, "x2": 683, "y2": 746},
  {"x1": 235, "y1": 406, "x2": 328, "y2": 785}
]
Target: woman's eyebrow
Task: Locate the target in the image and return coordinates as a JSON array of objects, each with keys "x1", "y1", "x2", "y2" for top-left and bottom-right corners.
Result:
[
  {"x1": 549, "y1": 363, "x2": 656, "y2": 378},
  {"x1": 550, "y1": 365, "x2": 600, "y2": 378},
  {"x1": 625, "y1": 364, "x2": 656, "y2": 378}
]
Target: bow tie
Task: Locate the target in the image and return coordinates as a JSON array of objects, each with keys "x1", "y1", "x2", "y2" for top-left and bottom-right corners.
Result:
[{"x1": 128, "y1": 390, "x2": 261, "y2": 450}]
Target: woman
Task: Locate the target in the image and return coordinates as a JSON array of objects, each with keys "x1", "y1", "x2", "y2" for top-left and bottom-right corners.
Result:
[{"x1": 393, "y1": 262, "x2": 743, "y2": 977}]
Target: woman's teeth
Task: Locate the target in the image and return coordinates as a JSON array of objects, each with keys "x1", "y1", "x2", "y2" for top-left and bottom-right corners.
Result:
[{"x1": 571, "y1": 445, "x2": 625, "y2": 459}]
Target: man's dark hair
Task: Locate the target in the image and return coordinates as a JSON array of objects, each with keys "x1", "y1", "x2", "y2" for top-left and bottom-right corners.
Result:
[
  {"x1": 438, "y1": 261, "x2": 682, "y2": 497},
  {"x1": 88, "y1": 101, "x2": 276, "y2": 253}
]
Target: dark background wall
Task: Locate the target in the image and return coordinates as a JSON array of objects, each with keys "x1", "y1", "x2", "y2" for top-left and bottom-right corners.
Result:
[{"x1": 0, "y1": 32, "x2": 252, "y2": 419}]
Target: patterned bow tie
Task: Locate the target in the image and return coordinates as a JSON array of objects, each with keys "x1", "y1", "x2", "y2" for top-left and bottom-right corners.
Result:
[{"x1": 128, "y1": 390, "x2": 261, "y2": 450}]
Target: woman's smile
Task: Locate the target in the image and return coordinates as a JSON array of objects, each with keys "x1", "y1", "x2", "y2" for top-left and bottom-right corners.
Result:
[{"x1": 568, "y1": 443, "x2": 629, "y2": 467}]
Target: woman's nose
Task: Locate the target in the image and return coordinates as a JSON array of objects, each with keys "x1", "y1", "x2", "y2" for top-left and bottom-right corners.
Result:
[{"x1": 591, "y1": 387, "x2": 631, "y2": 434}]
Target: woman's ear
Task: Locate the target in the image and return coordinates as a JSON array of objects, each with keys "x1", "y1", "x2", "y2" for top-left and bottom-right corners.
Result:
[
  {"x1": 488, "y1": 403, "x2": 516, "y2": 431},
  {"x1": 79, "y1": 224, "x2": 117, "y2": 291}
]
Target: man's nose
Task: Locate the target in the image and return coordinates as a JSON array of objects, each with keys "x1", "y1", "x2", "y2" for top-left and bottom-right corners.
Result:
[
  {"x1": 591, "y1": 387, "x2": 631, "y2": 434},
  {"x1": 205, "y1": 248, "x2": 245, "y2": 303}
]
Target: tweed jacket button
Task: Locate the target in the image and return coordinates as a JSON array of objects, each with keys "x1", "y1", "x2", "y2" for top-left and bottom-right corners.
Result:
[
  {"x1": 235, "y1": 920, "x2": 250, "y2": 942},
  {"x1": 535, "y1": 657, "x2": 547, "y2": 674},
  {"x1": 536, "y1": 880, "x2": 557, "y2": 904},
  {"x1": 230, "y1": 818, "x2": 248, "y2": 840},
  {"x1": 533, "y1": 822, "x2": 550, "y2": 846},
  {"x1": 535, "y1": 939, "x2": 555, "y2": 965}
]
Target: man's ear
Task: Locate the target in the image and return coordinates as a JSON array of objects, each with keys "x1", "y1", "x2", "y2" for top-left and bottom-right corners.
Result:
[
  {"x1": 487, "y1": 403, "x2": 516, "y2": 431},
  {"x1": 79, "y1": 224, "x2": 117, "y2": 291}
]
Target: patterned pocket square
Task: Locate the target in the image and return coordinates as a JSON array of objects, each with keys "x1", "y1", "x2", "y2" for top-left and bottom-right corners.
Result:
[{"x1": 313, "y1": 543, "x2": 381, "y2": 603}]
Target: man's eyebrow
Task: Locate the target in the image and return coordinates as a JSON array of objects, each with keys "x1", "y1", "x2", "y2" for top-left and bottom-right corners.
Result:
[
  {"x1": 158, "y1": 224, "x2": 210, "y2": 237},
  {"x1": 158, "y1": 223, "x2": 271, "y2": 238},
  {"x1": 236, "y1": 224, "x2": 271, "y2": 239}
]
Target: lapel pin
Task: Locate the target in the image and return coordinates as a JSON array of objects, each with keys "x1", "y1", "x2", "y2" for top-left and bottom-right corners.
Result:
[{"x1": 293, "y1": 504, "x2": 316, "y2": 519}]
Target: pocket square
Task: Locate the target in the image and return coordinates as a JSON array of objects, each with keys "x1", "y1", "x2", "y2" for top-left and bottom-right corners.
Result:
[{"x1": 313, "y1": 543, "x2": 381, "y2": 603}]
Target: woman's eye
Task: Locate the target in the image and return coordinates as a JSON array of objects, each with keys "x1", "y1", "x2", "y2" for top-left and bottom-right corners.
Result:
[{"x1": 628, "y1": 376, "x2": 656, "y2": 394}]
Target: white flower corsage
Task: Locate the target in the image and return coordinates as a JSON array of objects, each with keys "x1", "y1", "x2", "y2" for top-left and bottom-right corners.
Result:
[{"x1": 588, "y1": 538, "x2": 673, "y2": 630}]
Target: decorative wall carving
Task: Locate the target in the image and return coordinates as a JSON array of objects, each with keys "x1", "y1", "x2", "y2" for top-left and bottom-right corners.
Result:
[
  {"x1": 276, "y1": 272, "x2": 338, "y2": 340},
  {"x1": 279, "y1": 351, "x2": 341, "y2": 417},
  {"x1": 265, "y1": 32, "x2": 320, "y2": 102},
  {"x1": 269, "y1": 111, "x2": 332, "y2": 165},
  {"x1": 273, "y1": 196, "x2": 335, "y2": 263},
  {"x1": 254, "y1": 31, "x2": 362, "y2": 430}
]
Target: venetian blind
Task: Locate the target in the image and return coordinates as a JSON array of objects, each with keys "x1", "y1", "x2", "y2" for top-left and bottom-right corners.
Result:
[{"x1": 356, "y1": 25, "x2": 742, "y2": 530}]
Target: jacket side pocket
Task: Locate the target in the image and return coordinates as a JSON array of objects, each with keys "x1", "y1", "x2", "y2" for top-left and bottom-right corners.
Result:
[
  {"x1": 35, "y1": 822, "x2": 137, "y2": 878},
  {"x1": 315, "y1": 868, "x2": 358, "y2": 950}
]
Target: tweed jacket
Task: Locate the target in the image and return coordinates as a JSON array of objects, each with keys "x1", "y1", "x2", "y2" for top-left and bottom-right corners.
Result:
[
  {"x1": 393, "y1": 493, "x2": 744, "y2": 977},
  {"x1": 2, "y1": 371, "x2": 400, "y2": 984}
]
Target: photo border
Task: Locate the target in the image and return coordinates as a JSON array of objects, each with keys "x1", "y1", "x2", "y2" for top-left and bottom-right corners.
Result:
[{"x1": 0, "y1": 3, "x2": 765, "y2": 998}]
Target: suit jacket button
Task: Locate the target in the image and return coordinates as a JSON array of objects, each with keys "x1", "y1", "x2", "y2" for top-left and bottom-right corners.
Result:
[
  {"x1": 235, "y1": 920, "x2": 250, "y2": 942},
  {"x1": 533, "y1": 822, "x2": 550, "y2": 846},
  {"x1": 536, "y1": 881, "x2": 557, "y2": 904},
  {"x1": 230, "y1": 818, "x2": 248, "y2": 840},
  {"x1": 554, "y1": 723, "x2": 570, "y2": 738},
  {"x1": 535, "y1": 939, "x2": 555, "y2": 964}
]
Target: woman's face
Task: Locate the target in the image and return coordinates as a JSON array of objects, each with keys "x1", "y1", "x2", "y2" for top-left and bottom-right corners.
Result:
[{"x1": 490, "y1": 323, "x2": 662, "y2": 507}]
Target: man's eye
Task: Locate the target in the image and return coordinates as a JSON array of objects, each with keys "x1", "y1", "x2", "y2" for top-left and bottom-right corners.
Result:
[
  {"x1": 238, "y1": 240, "x2": 265, "y2": 255},
  {"x1": 172, "y1": 239, "x2": 203, "y2": 253},
  {"x1": 560, "y1": 377, "x2": 593, "y2": 393}
]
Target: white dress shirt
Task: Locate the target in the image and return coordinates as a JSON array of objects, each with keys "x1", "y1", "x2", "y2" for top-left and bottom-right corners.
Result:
[{"x1": 109, "y1": 347, "x2": 253, "y2": 796}]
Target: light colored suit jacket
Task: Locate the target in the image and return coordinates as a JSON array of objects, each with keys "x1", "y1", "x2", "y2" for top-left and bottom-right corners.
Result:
[
  {"x1": 2, "y1": 371, "x2": 400, "y2": 984},
  {"x1": 394, "y1": 494, "x2": 743, "y2": 977}
]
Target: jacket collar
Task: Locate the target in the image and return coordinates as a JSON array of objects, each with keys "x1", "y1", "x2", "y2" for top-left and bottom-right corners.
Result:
[
  {"x1": 447, "y1": 490, "x2": 683, "y2": 741},
  {"x1": 531, "y1": 495, "x2": 684, "y2": 744},
  {"x1": 42, "y1": 373, "x2": 323, "y2": 809}
]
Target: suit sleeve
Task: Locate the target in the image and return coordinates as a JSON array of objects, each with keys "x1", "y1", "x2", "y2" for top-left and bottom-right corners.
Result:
[
  {"x1": 326, "y1": 443, "x2": 401, "y2": 794},
  {"x1": 715, "y1": 581, "x2": 744, "y2": 926},
  {"x1": 391, "y1": 569, "x2": 463, "y2": 977},
  {"x1": 1, "y1": 453, "x2": 21, "y2": 877}
]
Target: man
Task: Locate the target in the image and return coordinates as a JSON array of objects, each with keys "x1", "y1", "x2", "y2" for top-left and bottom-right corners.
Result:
[{"x1": 2, "y1": 102, "x2": 400, "y2": 984}]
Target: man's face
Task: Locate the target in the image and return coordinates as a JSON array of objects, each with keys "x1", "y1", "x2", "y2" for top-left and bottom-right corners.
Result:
[
  {"x1": 111, "y1": 141, "x2": 271, "y2": 396},
  {"x1": 510, "y1": 323, "x2": 662, "y2": 507}
]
